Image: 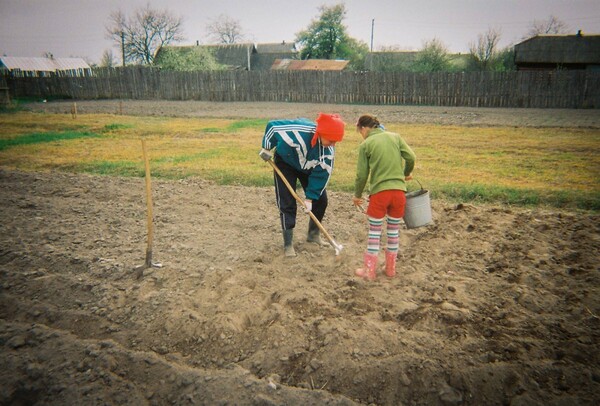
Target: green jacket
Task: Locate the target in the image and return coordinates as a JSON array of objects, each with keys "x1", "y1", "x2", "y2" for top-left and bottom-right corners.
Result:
[{"x1": 354, "y1": 128, "x2": 416, "y2": 197}]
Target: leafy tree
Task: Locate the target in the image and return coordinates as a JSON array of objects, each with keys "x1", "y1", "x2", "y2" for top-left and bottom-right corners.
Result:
[
  {"x1": 106, "y1": 5, "x2": 184, "y2": 65},
  {"x1": 206, "y1": 14, "x2": 246, "y2": 44},
  {"x1": 338, "y1": 37, "x2": 369, "y2": 71},
  {"x1": 525, "y1": 15, "x2": 569, "y2": 38},
  {"x1": 494, "y1": 47, "x2": 516, "y2": 71},
  {"x1": 412, "y1": 38, "x2": 451, "y2": 72},
  {"x1": 364, "y1": 46, "x2": 417, "y2": 72},
  {"x1": 154, "y1": 47, "x2": 223, "y2": 71},
  {"x1": 295, "y1": 3, "x2": 368, "y2": 69},
  {"x1": 365, "y1": 51, "x2": 415, "y2": 72},
  {"x1": 468, "y1": 27, "x2": 502, "y2": 71}
]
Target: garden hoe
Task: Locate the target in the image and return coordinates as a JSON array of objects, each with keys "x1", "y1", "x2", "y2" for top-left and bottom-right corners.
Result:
[{"x1": 266, "y1": 159, "x2": 343, "y2": 256}]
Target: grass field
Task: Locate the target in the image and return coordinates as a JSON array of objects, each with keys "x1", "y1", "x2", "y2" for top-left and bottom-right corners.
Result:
[{"x1": 1, "y1": 111, "x2": 599, "y2": 210}]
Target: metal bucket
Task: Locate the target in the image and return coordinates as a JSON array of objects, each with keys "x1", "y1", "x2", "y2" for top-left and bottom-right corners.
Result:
[{"x1": 403, "y1": 180, "x2": 433, "y2": 229}]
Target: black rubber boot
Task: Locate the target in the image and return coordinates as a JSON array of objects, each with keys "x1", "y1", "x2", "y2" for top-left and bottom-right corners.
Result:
[
  {"x1": 307, "y1": 219, "x2": 329, "y2": 246},
  {"x1": 283, "y1": 229, "x2": 296, "y2": 257}
]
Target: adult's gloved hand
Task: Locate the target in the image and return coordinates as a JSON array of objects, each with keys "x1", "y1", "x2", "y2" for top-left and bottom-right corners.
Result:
[
  {"x1": 303, "y1": 200, "x2": 312, "y2": 213},
  {"x1": 259, "y1": 148, "x2": 273, "y2": 161}
]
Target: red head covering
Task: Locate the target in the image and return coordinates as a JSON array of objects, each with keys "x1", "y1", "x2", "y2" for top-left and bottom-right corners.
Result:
[{"x1": 311, "y1": 113, "x2": 346, "y2": 147}]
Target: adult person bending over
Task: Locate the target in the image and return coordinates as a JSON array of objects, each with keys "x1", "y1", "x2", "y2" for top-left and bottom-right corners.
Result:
[
  {"x1": 352, "y1": 114, "x2": 416, "y2": 280},
  {"x1": 259, "y1": 113, "x2": 346, "y2": 257}
]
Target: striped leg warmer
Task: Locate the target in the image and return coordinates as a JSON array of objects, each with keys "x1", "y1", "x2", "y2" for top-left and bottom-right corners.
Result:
[
  {"x1": 386, "y1": 216, "x2": 401, "y2": 253},
  {"x1": 367, "y1": 216, "x2": 384, "y2": 255}
]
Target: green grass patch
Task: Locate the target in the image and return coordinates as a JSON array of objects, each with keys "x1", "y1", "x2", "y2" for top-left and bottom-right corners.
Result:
[
  {"x1": 153, "y1": 149, "x2": 223, "y2": 164},
  {"x1": 102, "y1": 123, "x2": 134, "y2": 133},
  {"x1": 77, "y1": 160, "x2": 144, "y2": 177},
  {"x1": 0, "y1": 131, "x2": 100, "y2": 151},
  {"x1": 192, "y1": 168, "x2": 272, "y2": 186},
  {"x1": 430, "y1": 182, "x2": 600, "y2": 211},
  {"x1": 227, "y1": 119, "x2": 268, "y2": 131},
  {"x1": 201, "y1": 119, "x2": 267, "y2": 133}
]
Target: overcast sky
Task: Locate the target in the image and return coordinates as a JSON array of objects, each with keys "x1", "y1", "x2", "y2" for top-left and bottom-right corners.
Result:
[{"x1": 1, "y1": 0, "x2": 598, "y2": 64}]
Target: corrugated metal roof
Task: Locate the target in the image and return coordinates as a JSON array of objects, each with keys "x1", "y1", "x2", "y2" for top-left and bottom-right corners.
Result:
[
  {"x1": 52, "y1": 57, "x2": 91, "y2": 70},
  {"x1": 271, "y1": 58, "x2": 349, "y2": 71},
  {"x1": 0, "y1": 56, "x2": 90, "y2": 72}
]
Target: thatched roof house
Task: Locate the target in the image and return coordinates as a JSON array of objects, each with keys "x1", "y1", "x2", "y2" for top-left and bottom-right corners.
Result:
[
  {"x1": 0, "y1": 56, "x2": 91, "y2": 77},
  {"x1": 255, "y1": 42, "x2": 297, "y2": 54},
  {"x1": 271, "y1": 59, "x2": 349, "y2": 71},
  {"x1": 252, "y1": 42, "x2": 297, "y2": 70},
  {"x1": 514, "y1": 32, "x2": 600, "y2": 70},
  {"x1": 156, "y1": 42, "x2": 297, "y2": 71},
  {"x1": 201, "y1": 43, "x2": 255, "y2": 70}
]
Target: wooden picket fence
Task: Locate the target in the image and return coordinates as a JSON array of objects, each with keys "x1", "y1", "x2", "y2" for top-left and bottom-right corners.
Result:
[{"x1": 4, "y1": 67, "x2": 599, "y2": 108}]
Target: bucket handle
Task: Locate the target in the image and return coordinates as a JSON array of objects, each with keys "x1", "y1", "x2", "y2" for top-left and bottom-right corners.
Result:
[{"x1": 408, "y1": 177, "x2": 424, "y2": 191}]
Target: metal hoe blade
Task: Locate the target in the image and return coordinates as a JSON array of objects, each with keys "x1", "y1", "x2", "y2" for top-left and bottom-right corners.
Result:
[{"x1": 332, "y1": 241, "x2": 343, "y2": 256}]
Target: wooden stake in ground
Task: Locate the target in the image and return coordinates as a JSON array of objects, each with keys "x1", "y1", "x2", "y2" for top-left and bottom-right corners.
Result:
[
  {"x1": 71, "y1": 102, "x2": 77, "y2": 119},
  {"x1": 138, "y1": 138, "x2": 162, "y2": 275}
]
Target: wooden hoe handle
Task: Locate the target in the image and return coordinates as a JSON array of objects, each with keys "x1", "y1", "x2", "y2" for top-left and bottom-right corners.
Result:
[{"x1": 267, "y1": 159, "x2": 342, "y2": 254}]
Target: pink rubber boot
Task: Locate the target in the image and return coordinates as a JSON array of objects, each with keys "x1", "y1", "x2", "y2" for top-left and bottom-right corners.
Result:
[
  {"x1": 355, "y1": 252, "x2": 378, "y2": 281},
  {"x1": 385, "y1": 250, "x2": 397, "y2": 277}
]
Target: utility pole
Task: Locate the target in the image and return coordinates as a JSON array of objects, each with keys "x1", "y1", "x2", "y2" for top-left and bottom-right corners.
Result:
[
  {"x1": 370, "y1": 19, "x2": 374, "y2": 52},
  {"x1": 121, "y1": 31, "x2": 126, "y2": 67},
  {"x1": 369, "y1": 19, "x2": 375, "y2": 71}
]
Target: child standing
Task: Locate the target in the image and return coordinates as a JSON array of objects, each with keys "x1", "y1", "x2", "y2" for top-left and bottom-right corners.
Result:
[{"x1": 352, "y1": 114, "x2": 416, "y2": 280}]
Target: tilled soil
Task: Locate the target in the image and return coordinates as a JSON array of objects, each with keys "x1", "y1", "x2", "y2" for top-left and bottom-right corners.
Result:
[{"x1": 1, "y1": 100, "x2": 599, "y2": 405}]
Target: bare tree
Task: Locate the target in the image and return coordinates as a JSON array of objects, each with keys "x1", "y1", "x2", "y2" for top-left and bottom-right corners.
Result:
[
  {"x1": 106, "y1": 5, "x2": 184, "y2": 65},
  {"x1": 100, "y1": 49, "x2": 116, "y2": 68},
  {"x1": 525, "y1": 15, "x2": 569, "y2": 38},
  {"x1": 468, "y1": 27, "x2": 502, "y2": 71},
  {"x1": 206, "y1": 14, "x2": 245, "y2": 44},
  {"x1": 106, "y1": 10, "x2": 127, "y2": 65}
]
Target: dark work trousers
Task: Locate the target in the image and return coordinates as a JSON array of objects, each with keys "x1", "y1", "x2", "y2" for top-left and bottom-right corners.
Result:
[{"x1": 274, "y1": 156, "x2": 328, "y2": 230}]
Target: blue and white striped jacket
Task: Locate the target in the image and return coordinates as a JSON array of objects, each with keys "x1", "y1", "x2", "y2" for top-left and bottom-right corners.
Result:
[{"x1": 261, "y1": 118, "x2": 335, "y2": 200}]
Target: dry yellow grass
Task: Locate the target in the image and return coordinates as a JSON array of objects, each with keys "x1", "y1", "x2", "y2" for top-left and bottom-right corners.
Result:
[
  {"x1": 333, "y1": 123, "x2": 600, "y2": 194},
  {"x1": 1, "y1": 111, "x2": 599, "y2": 209}
]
